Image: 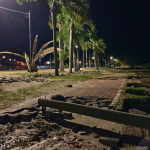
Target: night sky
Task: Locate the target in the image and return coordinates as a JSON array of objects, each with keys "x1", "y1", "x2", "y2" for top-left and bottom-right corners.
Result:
[{"x1": 0, "y1": 0, "x2": 150, "y2": 64}]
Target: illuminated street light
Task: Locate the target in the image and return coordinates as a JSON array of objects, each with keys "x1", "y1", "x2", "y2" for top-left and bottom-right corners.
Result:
[
  {"x1": 110, "y1": 56, "x2": 113, "y2": 60},
  {"x1": 0, "y1": 7, "x2": 31, "y2": 61},
  {"x1": 3, "y1": 56, "x2": 5, "y2": 58}
]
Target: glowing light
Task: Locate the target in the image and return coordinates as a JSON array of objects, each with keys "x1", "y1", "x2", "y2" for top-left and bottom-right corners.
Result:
[
  {"x1": 14, "y1": 59, "x2": 16, "y2": 61},
  {"x1": 76, "y1": 45, "x2": 78, "y2": 48},
  {"x1": 46, "y1": 61, "x2": 50, "y2": 64},
  {"x1": 3, "y1": 56, "x2": 5, "y2": 58},
  {"x1": 9, "y1": 59, "x2": 11, "y2": 61},
  {"x1": 110, "y1": 56, "x2": 113, "y2": 59},
  {"x1": 79, "y1": 61, "x2": 81, "y2": 64},
  {"x1": 92, "y1": 57, "x2": 94, "y2": 59}
]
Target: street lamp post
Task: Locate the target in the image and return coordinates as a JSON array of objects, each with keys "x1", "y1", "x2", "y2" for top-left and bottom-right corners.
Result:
[
  {"x1": 110, "y1": 56, "x2": 113, "y2": 68},
  {"x1": 0, "y1": 7, "x2": 31, "y2": 62},
  {"x1": 29, "y1": 11, "x2": 31, "y2": 60}
]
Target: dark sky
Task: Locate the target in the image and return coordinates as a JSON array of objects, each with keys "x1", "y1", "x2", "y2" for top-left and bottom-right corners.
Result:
[{"x1": 0, "y1": 0, "x2": 150, "y2": 63}]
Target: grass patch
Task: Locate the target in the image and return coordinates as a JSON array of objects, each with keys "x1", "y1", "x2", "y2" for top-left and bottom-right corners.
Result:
[
  {"x1": 86, "y1": 68, "x2": 127, "y2": 73},
  {"x1": 49, "y1": 74, "x2": 102, "y2": 81},
  {"x1": 126, "y1": 87, "x2": 145, "y2": 91},
  {"x1": 99, "y1": 68, "x2": 128, "y2": 73},
  {"x1": 126, "y1": 73, "x2": 136, "y2": 79},
  {"x1": 123, "y1": 93, "x2": 148, "y2": 102},
  {"x1": 0, "y1": 80, "x2": 72, "y2": 108}
]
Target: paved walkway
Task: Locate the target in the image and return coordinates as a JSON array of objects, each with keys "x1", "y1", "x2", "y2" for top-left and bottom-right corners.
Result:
[{"x1": 61, "y1": 74, "x2": 126, "y2": 108}]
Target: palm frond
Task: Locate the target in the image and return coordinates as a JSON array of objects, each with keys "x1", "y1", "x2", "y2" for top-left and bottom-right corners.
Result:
[
  {"x1": 24, "y1": 52, "x2": 31, "y2": 72},
  {"x1": 32, "y1": 35, "x2": 38, "y2": 61},
  {"x1": 0, "y1": 51, "x2": 25, "y2": 58},
  {"x1": 48, "y1": 15, "x2": 53, "y2": 30},
  {"x1": 33, "y1": 40, "x2": 53, "y2": 63}
]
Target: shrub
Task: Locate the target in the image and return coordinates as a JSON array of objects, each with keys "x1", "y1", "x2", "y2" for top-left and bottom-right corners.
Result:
[{"x1": 143, "y1": 63, "x2": 150, "y2": 69}]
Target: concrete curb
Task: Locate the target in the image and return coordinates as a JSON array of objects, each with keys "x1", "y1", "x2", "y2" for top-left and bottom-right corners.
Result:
[{"x1": 109, "y1": 79, "x2": 125, "y2": 109}]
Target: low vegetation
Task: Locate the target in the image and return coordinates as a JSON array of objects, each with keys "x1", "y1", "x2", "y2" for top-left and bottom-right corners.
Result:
[
  {"x1": 87, "y1": 68, "x2": 128, "y2": 73},
  {"x1": 49, "y1": 74, "x2": 102, "y2": 81},
  {"x1": 126, "y1": 73, "x2": 136, "y2": 79},
  {"x1": 0, "y1": 80, "x2": 67, "y2": 109},
  {"x1": 125, "y1": 87, "x2": 146, "y2": 91},
  {"x1": 123, "y1": 93, "x2": 149, "y2": 102}
]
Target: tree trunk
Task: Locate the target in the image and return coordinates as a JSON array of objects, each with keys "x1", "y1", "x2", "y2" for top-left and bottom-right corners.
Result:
[
  {"x1": 96, "y1": 53, "x2": 99, "y2": 70},
  {"x1": 86, "y1": 50, "x2": 88, "y2": 68},
  {"x1": 69, "y1": 22, "x2": 74, "y2": 73},
  {"x1": 89, "y1": 49, "x2": 91, "y2": 68},
  {"x1": 51, "y1": 0, "x2": 59, "y2": 76},
  {"x1": 59, "y1": 28, "x2": 61, "y2": 70},
  {"x1": 94, "y1": 53, "x2": 96, "y2": 69},
  {"x1": 59, "y1": 37, "x2": 63, "y2": 71},
  {"x1": 83, "y1": 50, "x2": 85, "y2": 68},
  {"x1": 75, "y1": 48, "x2": 77, "y2": 71},
  {"x1": 73, "y1": 47, "x2": 75, "y2": 70},
  {"x1": 108, "y1": 60, "x2": 110, "y2": 68},
  {"x1": 77, "y1": 43, "x2": 79, "y2": 71}
]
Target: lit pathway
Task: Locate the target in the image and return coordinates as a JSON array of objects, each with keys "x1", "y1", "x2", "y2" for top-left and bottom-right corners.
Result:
[{"x1": 63, "y1": 74, "x2": 125, "y2": 107}]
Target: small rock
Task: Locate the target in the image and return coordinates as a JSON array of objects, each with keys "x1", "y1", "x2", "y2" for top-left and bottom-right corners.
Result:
[
  {"x1": 62, "y1": 111, "x2": 72, "y2": 119},
  {"x1": 51, "y1": 95, "x2": 66, "y2": 101},
  {"x1": 26, "y1": 79, "x2": 31, "y2": 82},
  {"x1": 31, "y1": 134, "x2": 40, "y2": 141},
  {"x1": 99, "y1": 102, "x2": 107, "y2": 107},
  {"x1": 107, "y1": 147, "x2": 114, "y2": 150}
]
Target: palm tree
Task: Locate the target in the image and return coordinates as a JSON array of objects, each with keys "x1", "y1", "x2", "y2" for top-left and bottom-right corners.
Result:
[
  {"x1": 85, "y1": 41, "x2": 92, "y2": 68},
  {"x1": 0, "y1": 35, "x2": 63, "y2": 72},
  {"x1": 91, "y1": 38, "x2": 107, "y2": 70},
  {"x1": 16, "y1": 0, "x2": 95, "y2": 73},
  {"x1": 80, "y1": 41, "x2": 86, "y2": 68},
  {"x1": 48, "y1": 14, "x2": 65, "y2": 71}
]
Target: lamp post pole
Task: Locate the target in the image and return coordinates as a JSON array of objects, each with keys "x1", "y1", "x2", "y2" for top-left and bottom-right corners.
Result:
[
  {"x1": 29, "y1": 11, "x2": 31, "y2": 60},
  {"x1": 29, "y1": 11, "x2": 32, "y2": 74}
]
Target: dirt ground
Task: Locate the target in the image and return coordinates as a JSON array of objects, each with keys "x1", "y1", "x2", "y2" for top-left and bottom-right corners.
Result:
[
  {"x1": 0, "y1": 69, "x2": 147, "y2": 149},
  {"x1": 0, "y1": 68, "x2": 79, "y2": 76}
]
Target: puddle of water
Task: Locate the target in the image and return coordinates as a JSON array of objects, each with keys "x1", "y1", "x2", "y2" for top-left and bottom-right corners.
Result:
[{"x1": 1, "y1": 141, "x2": 29, "y2": 150}]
